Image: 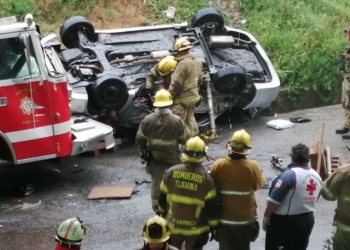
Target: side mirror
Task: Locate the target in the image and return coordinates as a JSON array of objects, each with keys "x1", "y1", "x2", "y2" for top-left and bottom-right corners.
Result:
[
  {"x1": 17, "y1": 33, "x2": 28, "y2": 49},
  {"x1": 17, "y1": 33, "x2": 32, "y2": 76}
]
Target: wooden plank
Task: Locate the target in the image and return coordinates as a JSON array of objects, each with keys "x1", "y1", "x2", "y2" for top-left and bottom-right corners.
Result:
[
  {"x1": 87, "y1": 186, "x2": 134, "y2": 200},
  {"x1": 326, "y1": 147, "x2": 332, "y2": 176},
  {"x1": 317, "y1": 123, "x2": 325, "y2": 174}
]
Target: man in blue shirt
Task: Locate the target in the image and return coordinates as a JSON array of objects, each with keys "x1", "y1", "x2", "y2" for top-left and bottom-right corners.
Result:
[{"x1": 262, "y1": 143, "x2": 323, "y2": 250}]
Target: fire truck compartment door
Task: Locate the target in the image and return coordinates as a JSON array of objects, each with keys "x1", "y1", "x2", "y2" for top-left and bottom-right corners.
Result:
[{"x1": 70, "y1": 116, "x2": 115, "y2": 156}]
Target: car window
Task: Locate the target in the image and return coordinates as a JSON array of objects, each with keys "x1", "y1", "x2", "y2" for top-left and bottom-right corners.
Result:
[{"x1": 0, "y1": 36, "x2": 40, "y2": 80}]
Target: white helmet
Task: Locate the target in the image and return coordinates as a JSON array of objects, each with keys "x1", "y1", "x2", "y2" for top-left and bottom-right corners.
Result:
[{"x1": 55, "y1": 217, "x2": 86, "y2": 247}]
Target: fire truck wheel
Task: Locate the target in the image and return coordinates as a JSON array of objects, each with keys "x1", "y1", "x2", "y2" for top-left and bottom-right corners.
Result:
[
  {"x1": 92, "y1": 75, "x2": 129, "y2": 110},
  {"x1": 212, "y1": 65, "x2": 247, "y2": 94},
  {"x1": 190, "y1": 8, "x2": 225, "y2": 33},
  {"x1": 60, "y1": 16, "x2": 96, "y2": 49}
]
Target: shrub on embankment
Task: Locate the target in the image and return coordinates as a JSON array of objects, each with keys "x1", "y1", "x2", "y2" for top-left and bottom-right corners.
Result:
[{"x1": 238, "y1": 0, "x2": 350, "y2": 109}]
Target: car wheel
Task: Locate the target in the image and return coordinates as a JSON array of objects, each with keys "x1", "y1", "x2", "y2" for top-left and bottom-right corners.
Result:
[
  {"x1": 190, "y1": 8, "x2": 225, "y2": 33},
  {"x1": 213, "y1": 66, "x2": 247, "y2": 94},
  {"x1": 60, "y1": 16, "x2": 96, "y2": 49},
  {"x1": 92, "y1": 75, "x2": 129, "y2": 110}
]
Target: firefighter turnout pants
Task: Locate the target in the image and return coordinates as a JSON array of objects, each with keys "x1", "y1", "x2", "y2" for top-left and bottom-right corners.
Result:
[
  {"x1": 265, "y1": 212, "x2": 315, "y2": 250},
  {"x1": 216, "y1": 224, "x2": 253, "y2": 250},
  {"x1": 171, "y1": 103, "x2": 198, "y2": 137},
  {"x1": 170, "y1": 233, "x2": 209, "y2": 250},
  {"x1": 145, "y1": 161, "x2": 166, "y2": 213}
]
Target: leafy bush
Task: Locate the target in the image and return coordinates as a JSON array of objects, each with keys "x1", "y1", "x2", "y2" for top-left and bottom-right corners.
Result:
[{"x1": 238, "y1": 0, "x2": 350, "y2": 105}]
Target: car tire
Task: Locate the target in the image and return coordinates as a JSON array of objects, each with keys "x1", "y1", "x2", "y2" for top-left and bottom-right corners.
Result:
[
  {"x1": 92, "y1": 74, "x2": 129, "y2": 110},
  {"x1": 213, "y1": 66, "x2": 247, "y2": 94},
  {"x1": 60, "y1": 16, "x2": 96, "y2": 49},
  {"x1": 190, "y1": 8, "x2": 225, "y2": 33}
]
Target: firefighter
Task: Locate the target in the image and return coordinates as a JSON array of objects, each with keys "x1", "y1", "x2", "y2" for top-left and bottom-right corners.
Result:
[
  {"x1": 137, "y1": 215, "x2": 179, "y2": 250},
  {"x1": 144, "y1": 56, "x2": 178, "y2": 93},
  {"x1": 158, "y1": 136, "x2": 219, "y2": 250},
  {"x1": 263, "y1": 143, "x2": 323, "y2": 250},
  {"x1": 209, "y1": 129, "x2": 266, "y2": 250},
  {"x1": 54, "y1": 217, "x2": 86, "y2": 250},
  {"x1": 135, "y1": 89, "x2": 188, "y2": 213},
  {"x1": 320, "y1": 163, "x2": 350, "y2": 249},
  {"x1": 168, "y1": 37, "x2": 203, "y2": 137}
]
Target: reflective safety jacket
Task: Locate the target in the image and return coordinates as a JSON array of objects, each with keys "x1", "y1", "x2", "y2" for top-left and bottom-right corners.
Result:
[
  {"x1": 168, "y1": 54, "x2": 203, "y2": 105},
  {"x1": 145, "y1": 64, "x2": 171, "y2": 90},
  {"x1": 135, "y1": 108, "x2": 188, "y2": 165},
  {"x1": 321, "y1": 163, "x2": 350, "y2": 233},
  {"x1": 158, "y1": 163, "x2": 219, "y2": 236},
  {"x1": 210, "y1": 156, "x2": 266, "y2": 225}
]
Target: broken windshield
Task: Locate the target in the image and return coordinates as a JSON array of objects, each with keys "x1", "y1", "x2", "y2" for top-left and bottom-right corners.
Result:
[{"x1": 0, "y1": 36, "x2": 40, "y2": 80}]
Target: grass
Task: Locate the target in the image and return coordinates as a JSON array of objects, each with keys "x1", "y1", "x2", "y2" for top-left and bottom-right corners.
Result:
[{"x1": 238, "y1": 0, "x2": 350, "y2": 105}]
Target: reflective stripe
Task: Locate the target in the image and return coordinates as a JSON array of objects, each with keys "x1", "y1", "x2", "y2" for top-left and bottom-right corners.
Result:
[
  {"x1": 166, "y1": 194, "x2": 204, "y2": 219},
  {"x1": 339, "y1": 195, "x2": 350, "y2": 203},
  {"x1": 166, "y1": 194, "x2": 204, "y2": 206},
  {"x1": 151, "y1": 139, "x2": 178, "y2": 147},
  {"x1": 337, "y1": 221, "x2": 350, "y2": 233},
  {"x1": 208, "y1": 219, "x2": 219, "y2": 227},
  {"x1": 205, "y1": 189, "x2": 217, "y2": 200},
  {"x1": 220, "y1": 218, "x2": 255, "y2": 226},
  {"x1": 173, "y1": 95, "x2": 200, "y2": 104},
  {"x1": 168, "y1": 223, "x2": 209, "y2": 236},
  {"x1": 322, "y1": 185, "x2": 337, "y2": 200},
  {"x1": 160, "y1": 181, "x2": 168, "y2": 194},
  {"x1": 5, "y1": 121, "x2": 70, "y2": 143},
  {"x1": 220, "y1": 190, "x2": 253, "y2": 195}
]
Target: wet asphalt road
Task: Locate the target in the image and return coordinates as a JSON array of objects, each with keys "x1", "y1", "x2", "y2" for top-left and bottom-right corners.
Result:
[{"x1": 0, "y1": 105, "x2": 347, "y2": 250}]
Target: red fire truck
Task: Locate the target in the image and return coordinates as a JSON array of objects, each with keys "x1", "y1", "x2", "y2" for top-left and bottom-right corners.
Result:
[{"x1": 0, "y1": 14, "x2": 115, "y2": 164}]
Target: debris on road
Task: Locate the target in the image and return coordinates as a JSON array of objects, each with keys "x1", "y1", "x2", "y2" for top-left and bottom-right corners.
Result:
[
  {"x1": 266, "y1": 119, "x2": 294, "y2": 130},
  {"x1": 21, "y1": 200, "x2": 41, "y2": 210},
  {"x1": 87, "y1": 186, "x2": 134, "y2": 200},
  {"x1": 289, "y1": 117, "x2": 312, "y2": 123},
  {"x1": 0, "y1": 225, "x2": 3, "y2": 229},
  {"x1": 135, "y1": 180, "x2": 151, "y2": 186},
  {"x1": 163, "y1": 6, "x2": 176, "y2": 19},
  {"x1": 17, "y1": 183, "x2": 36, "y2": 197},
  {"x1": 50, "y1": 168, "x2": 61, "y2": 174},
  {"x1": 1, "y1": 200, "x2": 42, "y2": 212}
]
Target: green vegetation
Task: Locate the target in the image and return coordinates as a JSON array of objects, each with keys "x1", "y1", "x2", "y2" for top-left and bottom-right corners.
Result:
[
  {"x1": 238, "y1": 0, "x2": 350, "y2": 105},
  {"x1": 1, "y1": 0, "x2": 349, "y2": 107}
]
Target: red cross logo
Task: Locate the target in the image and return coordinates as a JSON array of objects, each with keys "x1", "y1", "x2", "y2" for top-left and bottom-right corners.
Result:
[{"x1": 306, "y1": 180, "x2": 316, "y2": 195}]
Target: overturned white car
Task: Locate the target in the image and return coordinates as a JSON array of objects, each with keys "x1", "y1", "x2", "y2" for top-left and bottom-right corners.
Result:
[{"x1": 43, "y1": 8, "x2": 280, "y2": 135}]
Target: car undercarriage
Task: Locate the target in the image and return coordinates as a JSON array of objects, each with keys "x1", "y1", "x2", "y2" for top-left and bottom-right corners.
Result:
[{"x1": 42, "y1": 8, "x2": 279, "y2": 136}]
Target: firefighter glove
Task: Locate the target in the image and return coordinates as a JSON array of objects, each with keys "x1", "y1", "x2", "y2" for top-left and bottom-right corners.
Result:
[
  {"x1": 262, "y1": 216, "x2": 271, "y2": 231},
  {"x1": 140, "y1": 149, "x2": 154, "y2": 164}
]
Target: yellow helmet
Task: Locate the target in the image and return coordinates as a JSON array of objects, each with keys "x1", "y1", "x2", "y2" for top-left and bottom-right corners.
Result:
[
  {"x1": 158, "y1": 56, "x2": 177, "y2": 76},
  {"x1": 174, "y1": 37, "x2": 193, "y2": 51},
  {"x1": 228, "y1": 129, "x2": 251, "y2": 155},
  {"x1": 142, "y1": 215, "x2": 170, "y2": 243},
  {"x1": 182, "y1": 136, "x2": 208, "y2": 163},
  {"x1": 153, "y1": 89, "x2": 173, "y2": 107}
]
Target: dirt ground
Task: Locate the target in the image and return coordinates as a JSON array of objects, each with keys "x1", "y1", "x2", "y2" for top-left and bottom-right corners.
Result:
[{"x1": 0, "y1": 104, "x2": 347, "y2": 250}]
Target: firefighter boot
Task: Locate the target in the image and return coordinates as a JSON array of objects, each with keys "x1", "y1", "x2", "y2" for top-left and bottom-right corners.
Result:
[{"x1": 336, "y1": 127, "x2": 349, "y2": 134}]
